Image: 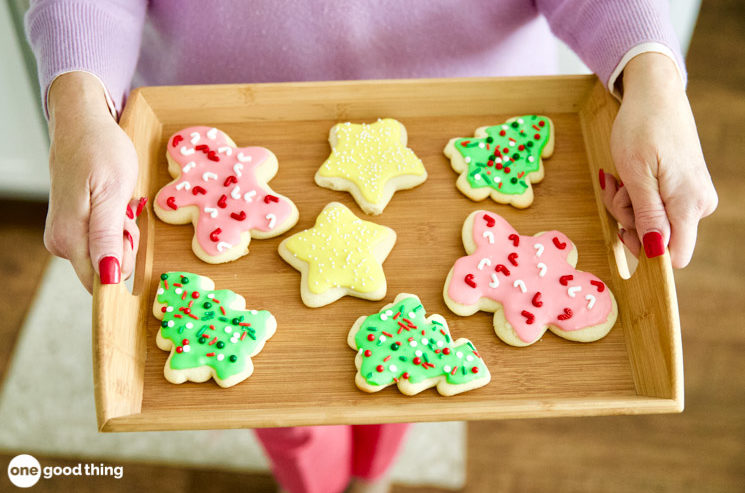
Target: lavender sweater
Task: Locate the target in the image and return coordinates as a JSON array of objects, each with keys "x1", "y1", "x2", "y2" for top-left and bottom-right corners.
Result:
[{"x1": 25, "y1": 0, "x2": 685, "y2": 116}]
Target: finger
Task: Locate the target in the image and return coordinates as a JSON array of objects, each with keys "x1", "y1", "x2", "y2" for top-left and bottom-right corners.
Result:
[
  {"x1": 666, "y1": 202, "x2": 701, "y2": 269},
  {"x1": 88, "y1": 186, "x2": 127, "y2": 285},
  {"x1": 599, "y1": 169, "x2": 636, "y2": 231},
  {"x1": 621, "y1": 164, "x2": 670, "y2": 260},
  {"x1": 122, "y1": 197, "x2": 146, "y2": 279},
  {"x1": 618, "y1": 227, "x2": 641, "y2": 258},
  {"x1": 69, "y1": 250, "x2": 96, "y2": 294},
  {"x1": 43, "y1": 198, "x2": 96, "y2": 293}
]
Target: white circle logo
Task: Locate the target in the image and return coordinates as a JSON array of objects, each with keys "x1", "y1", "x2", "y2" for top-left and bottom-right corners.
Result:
[{"x1": 7, "y1": 455, "x2": 41, "y2": 488}]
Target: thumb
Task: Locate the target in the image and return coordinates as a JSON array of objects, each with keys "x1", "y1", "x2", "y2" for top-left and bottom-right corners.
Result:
[
  {"x1": 623, "y1": 170, "x2": 670, "y2": 260},
  {"x1": 88, "y1": 187, "x2": 127, "y2": 285}
]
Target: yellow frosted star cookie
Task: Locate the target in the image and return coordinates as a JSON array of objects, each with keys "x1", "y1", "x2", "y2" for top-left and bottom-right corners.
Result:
[
  {"x1": 278, "y1": 202, "x2": 397, "y2": 307},
  {"x1": 315, "y1": 118, "x2": 427, "y2": 215}
]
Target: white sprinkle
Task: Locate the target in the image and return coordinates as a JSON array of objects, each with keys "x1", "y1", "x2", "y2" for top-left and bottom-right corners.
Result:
[
  {"x1": 389, "y1": 365, "x2": 398, "y2": 372},
  {"x1": 202, "y1": 171, "x2": 218, "y2": 182},
  {"x1": 231, "y1": 185, "x2": 242, "y2": 200},
  {"x1": 586, "y1": 294, "x2": 597, "y2": 310},
  {"x1": 478, "y1": 257, "x2": 491, "y2": 270},
  {"x1": 474, "y1": 173, "x2": 482, "y2": 180},
  {"x1": 415, "y1": 350, "x2": 423, "y2": 357},
  {"x1": 204, "y1": 207, "x2": 218, "y2": 218},
  {"x1": 217, "y1": 241, "x2": 232, "y2": 252},
  {"x1": 206, "y1": 128, "x2": 218, "y2": 139},
  {"x1": 466, "y1": 355, "x2": 474, "y2": 362},
  {"x1": 528, "y1": 156, "x2": 535, "y2": 163},
  {"x1": 233, "y1": 163, "x2": 243, "y2": 177},
  {"x1": 183, "y1": 345, "x2": 191, "y2": 353},
  {"x1": 464, "y1": 156, "x2": 471, "y2": 163},
  {"x1": 243, "y1": 190, "x2": 256, "y2": 202},
  {"x1": 186, "y1": 322, "x2": 193, "y2": 329},
  {"x1": 380, "y1": 313, "x2": 388, "y2": 321},
  {"x1": 157, "y1": 288, "x2": 164, "y2": 295},
  {"x1": 513, "y1": 279, "x2": 527, "y2": 293},
  {"x1": 225, "y1": 326, "x2": 232, "y2": 333},
  {"x1": 456, "y1": 351, "x2": 463, "y2": 358},
  {"x1": 167, "y1": 320, "x2": 174, "y2": 327},
  {"x1": 207, "y1": 294, "x2": 214, "y2": 299},
  {"x1": 409, "y1": 341, "x2": 418, "y2": 347},
  {"x1": 408, "y1": 312, "x2": 416, "y2": 319},
  {"x1": 250, "y1": 310, "x2": 258, "y2": 314},
  {"x1": 534, "y1": 243, "x2": 545, "y2": 257},
  {"x1": 217, "y1": 146, "x2": 232, "y2": 155},
  {"x1": 217, "y1": 354, "x2": 225, "y2": 361},
  {"x1": 568, "y1": 286, "x2": 582, "y2": 298},
  {"x1": 175, "y1": 180, "x2": 191, "y2": 191},
  {"x1": 166, "y1": 306, "x2": 174, "y2": 312},
  {"x1": 437, "y1": 340, "x2": 444, "y2": 347},
  {"x1": 180, "y1": 146, "x2": 195, "y2": 156},
  {"x1": 379, "y1": 335, "x2": 387, "y2": 342},
  {"x1": 537, "y1": 262, "x2": 547, "y2": 277},
  {"x1": 478, "y1": 142, "x2": 485, "y2": 148},
  {"x1": 175, "y1": 288, "x2": 183, "y2": 294},
  {"x1": 421, "y1": 338, "x2": 428, "y2": 345},
  {"x1": 483, "y1": 231, "x2": 495, "y2": 244},
  {"x1": 489, "y1": 273, "x2": 500, "y2": 288},
  {"x1": 266, "y1": 213, "x2": 277, "y2": 229},
  {"x1": 237, "y1": 152, "x2": 252, "y2": 162},
  {"x1": 190, "y1": 132, "x2": 200, "y2": 145},
  {"x1": 182, "y1": 161, "x2": 196, "y2": 173}
]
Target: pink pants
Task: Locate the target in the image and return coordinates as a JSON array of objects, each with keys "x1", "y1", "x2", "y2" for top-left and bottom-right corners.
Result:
[{"x1": 255, "y1": 423, "x2": 410, "y2": 493}]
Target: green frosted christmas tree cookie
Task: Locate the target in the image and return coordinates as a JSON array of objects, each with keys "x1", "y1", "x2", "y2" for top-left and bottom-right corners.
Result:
[
  {"x1": 347, "y1": 293, "x2": 491, "y2": 396},
  {"x1": 153, "y1": 272, "x2": 276, "y2": 388},
  {"x1": 444, "y1": 115, "x2": 554, "y2": 208}
]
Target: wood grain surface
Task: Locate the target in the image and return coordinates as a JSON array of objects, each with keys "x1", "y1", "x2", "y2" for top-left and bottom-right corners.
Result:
[{"x1": 94, "y1": 76, "x2": 681, "y2": 431}]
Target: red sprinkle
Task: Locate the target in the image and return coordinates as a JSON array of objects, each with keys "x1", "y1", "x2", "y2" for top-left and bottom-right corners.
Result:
[
  {"x1": 443, "y1": 348, "x2": 451, "y2": 355},
  {"x1": 166, "y1": 196, "x2": 178, "y2": 210},
  {"x1": 508, "y1": 252, "x2": 519, "y2": 266},
  {"x1": 238, "y1": 322, "x2": 251, "y2": 327},
  {"x1": 264, "y1": 194, "x2": 279, "y2": 204},
  {"x1": 413, "y1": 357, "x2": 422, "y2": 365},
  {"x1": 393, "y1": 311, "x2": 400, "y2": 320},
  {"x1": 558, "y1": 308, "x2": 573, "y2": 321},
  {"x1": 451, "y1": 366, "x2": 458, "y2": 376},
  {"x1": 553, "y1": 236, "x2": 567, "y2": 249},
  {"x1": 383, "y1": 355, "x2": 391, "y2": 362},
  {"x1": 403, "y1": 372, "x2": 410, "y2": 379},
  {"x1": 209, "y1": 228, "x2": 222, "y2": 242},
  {"x1": 517, "y1": 171, "x2": 525, "y2": 178},
  {"x1": 483, "y1": 214, "x2": 496, "y2": 227},
  {"x1": 192, "y1": 186, "x2": 207, "y2": 195},
  {"x1": 206, "y1": 352, "x2": 215, "y2": 357},
  {"x1": 364, "y1": 350, "x2": 372, "y2": 357},
  {"x1": 495, "y1": 264, "x2": 511, "y2": 276},
  {"x1": 460, "y1": 140, "x2": 471, "y2": 146},
  {"x1": 559, "y1": 275, "x2": 574, "y2": 286},
  {"x1": 504, "y1": 167, "x2": 511, "y2": 174},
  {"x1": 534, "y1": 133, "x2": 541, "y2": 140},
  {"x1": 539, "y1": 120, "x2": 545, "y2": 127},
  {"x1": 207, "y1": 151, "x2": 219, "y2": 161},
  {"x1": 376, "y1": 365, "x2": 384, "y2": 372},
  {"x1": 241, "y1": 331, "x2": 247, "y2": 341},
  {"x1": 440, "y1": 329, "x2": 447, "y2": 337},
  {"x1": 220, "y1": 306, "x2": 226, "y2": 315},
  {"x1": 174, "y1": 314, "x2": 183, "y2": 319},
  {"x1": 195, "y1": 144, "x2": 208, "y2": 151},
  {"x1": 367, "y1": 334, "x2": 375, "y2": 341},
  {"x1": 161, "y1": 306, "x2": 167, "y2": 313},
  {"x1": 521, "y1": 310, "x2": 535, "y2": 324},
  {"x1": 209, "y1": 325, "x2": 215, "y2": 330},
  {"x1": 499, "y1": 130, "x2": 506, "y2": 136},
  {"x1": 172, "y1": 135, "x2": 183, "y2": 147},
  {"x1": 217, "y1": 194, "x2": 228, "y2": 208},
  {"x1": 223, "y1": 175, "x2": 238, "y2": 187},
  {"x1": 464, "y1": 273, "x2": 477, "y2": 288},
  {"x1": 192, "y1": 291, "x2": 200, "y2": 299},
  {"x1": 518, "y1": 144, "x2": 525, "y2": 151},
  {"x1": 508, "y1": 234, "x2": 520, "y2": 247},
  {"x1": 181, "y1": 291, "x2": 187, "y2": 300},
  {"x1": 182, "y1": 338, "x2": 189, "y2": 345},
  {"x1": 382, "y1": 331, "x2": 393, "y2": 337},
  {"x1": 201, "y1": 333, "x2": 209, "y2": 338},
  {"x1": 533, "y1": 124, "x2": 541, "y2": 131},
  {"x1": 176, "y1": 346, "x2": 183, "y2": 353},
  {"x1": 532, "y1": 292, "x2": 543, "y2": 307},
  {"x1": 173, "y1": 283, "x2": 183, "y2": 287},
  {"x1": 471, "y1": 366, "x2": 479, "y2": 374},
  {"x1": 496, "y1": 162, "x2": 503, "y2": 170},
  {"x1": 209, "y1": 337, "x2": 217, "y2": 345},
  {"x1": 231, "y1": 211, "x2": 247, "y2": 221},
  {"x1": 591, "y1": 280, "x2": 606, "y2": 292}
]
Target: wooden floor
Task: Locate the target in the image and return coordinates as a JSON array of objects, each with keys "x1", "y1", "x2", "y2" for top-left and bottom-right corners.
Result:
[{"x1": 1, "y1": 0, "x2": 743, "y2": 491}]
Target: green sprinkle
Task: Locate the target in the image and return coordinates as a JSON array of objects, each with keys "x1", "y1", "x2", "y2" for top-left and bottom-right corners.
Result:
[
  {"x1": 161, "y1": 321, "x2": 168, "y2": 328},
  {"x1": 203, "y1": 301, "x2": 212, "y2": 309},
  {"x1": 366, "y1": 372, "x2": 373, "y2": 379},
  {"x1": 431, "y1": 320, "x2": 443, "y2": 326},
  {"x1": 229, "y1": 355, "x2": 237, "y2": 362},
  {"x1": 181, "y1": 277, "x2": 189, "y2": 284},
  {"x1": 178, "y1": 326, "x2": 184, "y2": 334},
  {"x1": 160, "y1": 273, "x2": 168, "y2": 280},
  {"x1": 196, "y1": 327, "x2": 206, "y2": 338},
  {"x1": 423, "y1": 353, "x2": 430, "y2": 363},
  {"x1": 216, "y1": 341, "x2": 225, "y2": 349},
  {"x1": 367, "y1": 327, "x2": 377, "y2": 331},
  {"x1": 399, "y1": 356, "x2": 408, "y2": 362},
  {"x1": 413, "y1": 304, "x2": 423, "y2": 311},
  {"x1": 246, "y1": 332, "x2": 256, "y2": 340},
  {"x1": 467, "y1": 342, "x2": 476, "y2": 351}
]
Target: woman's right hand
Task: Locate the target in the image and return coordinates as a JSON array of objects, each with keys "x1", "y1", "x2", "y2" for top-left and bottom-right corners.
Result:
[{"x1": 45, "y1": 71, "x2": 141, "y2": 293}]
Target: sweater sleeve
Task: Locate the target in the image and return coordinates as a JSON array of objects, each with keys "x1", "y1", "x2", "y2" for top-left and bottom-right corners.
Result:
[
  {"x1": 535, "y1": 0, "x2": 686, "y2": 94},
  {"x1": 25, "y1": 0, "x2": 147, "y2": 118}
]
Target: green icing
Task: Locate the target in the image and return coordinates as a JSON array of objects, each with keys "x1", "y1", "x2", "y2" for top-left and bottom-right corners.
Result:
[
  {"x1": 353, "y1": 296, "x2": 487, "y2": 387},
  {"x1": 155, "y1": 272, "x2": 273, "y2": 381},
  {"x1": 453, "y1": 115, "x2": 551, "y2": 195}
]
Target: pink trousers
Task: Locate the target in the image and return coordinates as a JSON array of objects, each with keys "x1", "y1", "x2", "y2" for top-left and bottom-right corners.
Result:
[{"x1": 255, "y1": 423, "x2": 410, "y2": 493}]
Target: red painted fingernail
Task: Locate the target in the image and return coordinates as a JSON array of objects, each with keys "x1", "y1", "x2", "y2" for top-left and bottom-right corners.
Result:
[
  {"x1": 135, "y1": 197, "x2": 148, "y2": 217},
  {"x1": 618, "y1": 180, "x2": 624, "y2": 188},
  {"x1": 598, "y1": 168, "x2": 606, "y2": 190},
  {"x1": 124, "y1": 230, "x2": 134, "y2": 250},
  {"x1": 99, "y1": 256, "x2": 121, "y2": 284},
  {"x1": 642, "y1": 231, "x2": 665, "y2": 258},
  {"x1": 617, "y1": 229, "x2": 625, "y2": 244},
  {"x1": 126, "y1": 205, "x2": 134, "y2": 219}
]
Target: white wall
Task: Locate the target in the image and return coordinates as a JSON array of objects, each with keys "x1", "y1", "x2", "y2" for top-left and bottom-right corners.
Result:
[{"x1": 0, "y1": 2, "x2": 49, "y2": 199}]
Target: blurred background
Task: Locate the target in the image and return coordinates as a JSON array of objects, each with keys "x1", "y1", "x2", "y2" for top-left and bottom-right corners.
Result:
[{"x1": 1, "y1": 0, "x2": 743, "y2": 492}]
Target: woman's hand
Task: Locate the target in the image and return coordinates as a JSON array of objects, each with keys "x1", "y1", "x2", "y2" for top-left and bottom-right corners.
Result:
[
  {"x1": 602, "y1": 52, "x2": 717, "y2": 268},
  {"x1": 44, "y1": 71, "x2": 141, "y2": 292}
]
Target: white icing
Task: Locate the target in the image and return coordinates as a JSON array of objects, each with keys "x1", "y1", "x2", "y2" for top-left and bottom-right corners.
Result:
[
  {"x1": 489, "y1": 273, "x2": 500, "y2": 288},
  {"x1": 585, "y1": 294, "x2": 596, "y2": 309}
]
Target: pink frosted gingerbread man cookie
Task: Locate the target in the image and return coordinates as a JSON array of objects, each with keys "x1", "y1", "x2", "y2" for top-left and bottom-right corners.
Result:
[
  {"x1": 443, "y1": 211, "x2": 618, "y2": 346},
  {"x1": 154, "y1": 126, "x2": 298, "y2": 263}
]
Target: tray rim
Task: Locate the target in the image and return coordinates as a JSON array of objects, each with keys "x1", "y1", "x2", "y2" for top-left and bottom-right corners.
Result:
[{"x1": 92, "y1": 74, "x2": 683, "y2": 432}]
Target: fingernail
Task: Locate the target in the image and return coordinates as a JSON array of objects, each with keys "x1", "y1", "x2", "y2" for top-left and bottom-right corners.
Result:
[
  {"x1": 642, "y1": 231, "x2": 665, "y2": 258},
  {"x1": 618, "y1": 180, "x2": 624, "y2": 188},
  {"x1": 617, "y1": 228, "x2": 625, "y2": 244},
  {"x1": 126, "y1": 205, "x2": 134, "y2": 220},
  {"x1": 124, "y1": 230, "x2": 134, "y2": 250},
  {"x1": 99, "y1": 256, "x2": 121, "y2": 284},
  {"x1": 598, "y1": 169, "x2": 606, "y2": 190},
  {"x1": 135, "y1": 197, "x2": 148, "y2": 217}
]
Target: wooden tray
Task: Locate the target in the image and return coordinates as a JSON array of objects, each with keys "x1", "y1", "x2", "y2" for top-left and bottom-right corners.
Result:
[{"x1": 93, "y1": 75, "x2": 683, "y2": 432}]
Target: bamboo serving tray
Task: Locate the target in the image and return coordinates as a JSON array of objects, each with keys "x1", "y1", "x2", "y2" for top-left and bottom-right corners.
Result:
[{"x1": 93, "y1": 75, "x2": 683, "y2": 432}]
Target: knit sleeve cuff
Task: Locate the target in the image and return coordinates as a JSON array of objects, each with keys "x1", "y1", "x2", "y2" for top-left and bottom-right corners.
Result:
[
  {"x1": 606, "y1": 42, "x2": 685, "y2": 101},
  {"x1": 25, "y1": 0, "x2": 146, "y2": 119}
]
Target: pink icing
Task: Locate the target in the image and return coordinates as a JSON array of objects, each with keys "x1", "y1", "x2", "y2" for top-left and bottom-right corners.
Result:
[
  {"x1": 155, "y1": 126, "x2": 294, "y2": 256},
  {"x1": 448, "y1": 211, "x2": 613, "y2": 343}
]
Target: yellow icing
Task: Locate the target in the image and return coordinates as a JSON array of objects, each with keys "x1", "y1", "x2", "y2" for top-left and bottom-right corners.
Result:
[
  {"x1": 318, "y1": 118, "x2": 426, "y2": 203},
  {"x1": 283, "y1": 203, "x2": 393, "y2": 294}
]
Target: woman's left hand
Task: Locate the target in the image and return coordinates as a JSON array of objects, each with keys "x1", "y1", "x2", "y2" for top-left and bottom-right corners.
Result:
[{"x1": 602, "y1": 52, "x2": 717, "y2": 268}]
